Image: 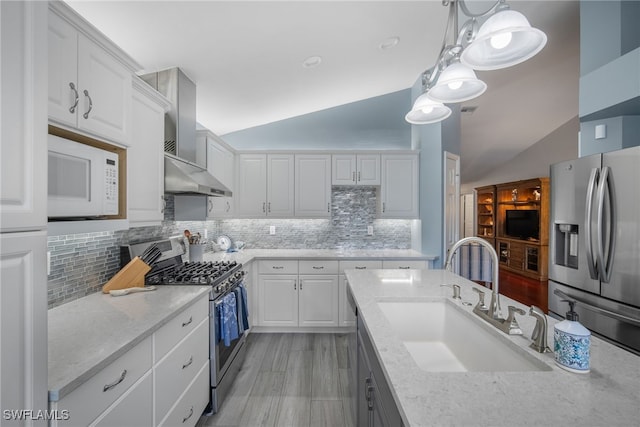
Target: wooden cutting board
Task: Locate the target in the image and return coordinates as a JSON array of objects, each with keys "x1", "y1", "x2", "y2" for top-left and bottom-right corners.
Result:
[{"x1": 102, "y1": 257, "x2": 151, "y2": 293}]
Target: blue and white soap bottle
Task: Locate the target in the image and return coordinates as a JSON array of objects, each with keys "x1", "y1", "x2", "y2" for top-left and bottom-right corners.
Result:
[{"x1": 554, "y1": 300, "x2": 590, "y2": 373}]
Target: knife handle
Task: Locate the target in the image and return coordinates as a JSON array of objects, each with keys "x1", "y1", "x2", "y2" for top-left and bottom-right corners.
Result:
[{"x1": 110, "y1": 286, "x2": 156, "y2": 297}]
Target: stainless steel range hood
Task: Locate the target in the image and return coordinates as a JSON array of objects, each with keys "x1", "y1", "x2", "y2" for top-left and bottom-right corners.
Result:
[
  {"x1": 140, "y1": 67, "x2": 231, "y2": 197},
  {"x1": 165, "y1": 153, "x2": 231, "y2": 197}
]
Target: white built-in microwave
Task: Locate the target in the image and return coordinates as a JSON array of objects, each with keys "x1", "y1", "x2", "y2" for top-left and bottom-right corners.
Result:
[{"x1": 48, "y1": 134, "x2": 119, "y2": 218}]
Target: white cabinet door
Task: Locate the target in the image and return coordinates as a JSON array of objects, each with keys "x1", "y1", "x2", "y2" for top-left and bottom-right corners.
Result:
[
  {"x1": 206, "y1": 136, "x2": 235, "y2": 218},
  {"x1": 295, "y1": 154, "x2": 331, "y2": 217},
  {"x1": 338, "y1": 275, "x2": 356, "y2": 327},
  {"x1": 77, "y1": 34, "x2": 131, "y2": 144},
  {"x1": 332, "y1": 154, "x2": 357, "y2": 185},
  {"x1": 0, "y1": 231, "x2": 48, "y2": 422},
  {"x1": 357, "y1": 154, "x2": 381, "y2": 185},
  {"x1": 267, "y1": 154, "x2": 295, "y2": 217},
  {"x1": 380, "y1": 154, "x2": 419, "y2": 218},
  {"x1": 299, "y1": 275, "x2": 339, "y2": 327},
  {"x1": 236, "y1": 154, "x2": 267, "y2": 217},
  {"x1": 1, "y1": 1, "x2": 47, "y2": 232},
  {"x1": 258, "y1": 275, "x2": 298, "y2": 327},
  {"x1": 128, "y1": 81, "x2": 166, "y2": 226},
  {"x1": 48, "y1": 10, "x2": 79, "y2": 129}
]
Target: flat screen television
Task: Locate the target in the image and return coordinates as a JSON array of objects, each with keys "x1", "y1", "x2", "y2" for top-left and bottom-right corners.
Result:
[{"x1": 505, "y1": 209, "x2": 539, "y2": 240}]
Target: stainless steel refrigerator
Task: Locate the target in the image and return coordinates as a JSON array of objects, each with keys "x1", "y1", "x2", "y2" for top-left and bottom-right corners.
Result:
[{"x1": 549, "y1": 145, "x2": 640, "y2": 355}]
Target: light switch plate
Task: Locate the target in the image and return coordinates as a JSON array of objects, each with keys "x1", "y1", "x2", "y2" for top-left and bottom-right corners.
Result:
[
  {"x1": 269, "y1": 225, "x2": 276, "y2": 235},
  {"x1": 367, "y1": 226, "x2": 374, "y2": 236}
]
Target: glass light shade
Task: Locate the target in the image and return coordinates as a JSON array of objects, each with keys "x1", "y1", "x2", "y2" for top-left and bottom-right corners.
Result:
[
  {"x1": 427, "y1": 62, "x2": 487, "y2": 103},
  {"x1": 405, "y1": 93, "x2": 452, "y2": 124},
  {"x1": 460, "y1": 8, "x2": 547, "y2": 70}
]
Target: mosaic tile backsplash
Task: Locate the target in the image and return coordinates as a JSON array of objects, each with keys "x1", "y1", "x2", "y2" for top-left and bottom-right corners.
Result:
[{"x1": 48, "y1": 187, "x2": 412, "y2": 307}]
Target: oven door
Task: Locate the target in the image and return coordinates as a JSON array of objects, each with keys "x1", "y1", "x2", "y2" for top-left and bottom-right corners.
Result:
[{"x1": 211, "y1": 296, "x2": 244, "y2": 386}]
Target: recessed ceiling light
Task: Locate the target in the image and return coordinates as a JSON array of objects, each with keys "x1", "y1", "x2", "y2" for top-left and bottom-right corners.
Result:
[
  {"x1": 379, "y1": 36, "x2": 400, "y2": 50},
  {"x1": 302, "y1": 56, "x2": 322, "y2": 68}
]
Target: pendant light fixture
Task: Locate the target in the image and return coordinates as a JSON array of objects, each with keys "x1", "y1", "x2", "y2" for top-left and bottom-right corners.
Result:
[
  {"x1": 405, "y1": 92, "x2": 452, "y2": 125},
  {"x1": 405, "y1": 0, "x2": 546, "y2": 125},
  {"x1": 460, "y1": 4, "x2": 547, "y2": 70}
]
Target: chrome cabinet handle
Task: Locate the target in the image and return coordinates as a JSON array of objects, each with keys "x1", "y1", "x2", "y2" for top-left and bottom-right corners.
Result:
[
  {"x1": 226, "y1": 201, "x2": 230, "y2": 212},
  {"x1": 352, "y1": 171, "x2": 356, "y2": 183},
  {"x1": 268, "y1": 202, "x2": 271, "y2": 213},
  {"x1": 161, "y1": 196, "x2": 166, "y2": 213},
  {"x1": 83, "y1": 90, "x2": 93, "y2": 119},
  {"x1": 358, "y1": 171, "x2": 361, "y2": 182},
  {"x1": 182, "y1": 406, "x2": 194, "y2": 423},
  {"x1": 182, "y1": 316, "x2": 193, "y2": 327},
  {"x1": 382, "y1": 202, "x2": 386, "y2": 213},
  {"x1": 263, "y1": 202, "x2": 266, "y2": 213},
  {"x1": 182, "y1": 355, "x2": 193, "y2": 370},
  {"x1": 312, "y1": 266, "x2": 324, "y2": 270},
  {"x1": 294, "y1": 280, "x2": 297, "y2": 290},
  {"x1": 355, "y1": 266, "x2": 366, "y2": 270},
  {"x1": 69, "y1": 82, "x2": 79, "y2": 113},
  {"x1": 208, "y1": 198, "x2": 213, "y2": 213},
  {"x1": 103, "y1": 370, "x2": 127, "y2": 392},
  {"x1": 299, "y1": 279, "x2": 302, "y2": 290},
  {"x1": 272, "y1": 266, "x2": 284, "y2": 270},
  {"x1": 398, "y1": 266, "x2": 410, "y2": 270},
  {"x1": 327, "y1": 203, "x2": 330, "y2": 213}
]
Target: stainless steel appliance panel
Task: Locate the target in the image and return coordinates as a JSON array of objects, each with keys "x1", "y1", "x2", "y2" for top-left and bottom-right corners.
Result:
[
  {"x1": 549, "y1": 154, "x2": 601, "y2": 294},
  {"x1": 600, "y1": 146, "x2": 640, "y2": 306}
]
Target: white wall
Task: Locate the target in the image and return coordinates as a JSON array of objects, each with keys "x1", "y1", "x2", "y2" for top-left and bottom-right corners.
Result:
[{"x1": 461, "y1": 116, "x2": 579, "y2": 193}]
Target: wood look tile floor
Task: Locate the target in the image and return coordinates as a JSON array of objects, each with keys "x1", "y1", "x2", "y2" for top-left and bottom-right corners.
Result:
[{"x1": 198, "y1": 333, "x2": 355, "y2": 427}]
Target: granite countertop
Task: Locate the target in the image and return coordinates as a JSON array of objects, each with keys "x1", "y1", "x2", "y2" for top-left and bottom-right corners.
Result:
[
  {"x1": 48, "y1": 286, "x2": 210, "y2": 402},
  {"x1": 201, "y1": 248, "x2": 437, "y2": 265},
  {"x1": 345, "y1": 269, "x2": 640, "y2": 426}
]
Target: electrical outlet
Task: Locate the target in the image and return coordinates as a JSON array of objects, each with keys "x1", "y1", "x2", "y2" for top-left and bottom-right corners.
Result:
[
  {"x1": 269, "y1": 225, "x2": 276, "y2": 235},
  {"x1": 367, "y1": 226, "x2": 374, "y2": 236},
  {"x1": 204, "y1": 229, "x2": 208, "y2": 239}
]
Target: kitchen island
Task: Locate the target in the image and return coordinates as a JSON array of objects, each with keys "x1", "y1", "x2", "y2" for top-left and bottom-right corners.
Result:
[{"x1": 345, "y1": 268, "x2": 640, "y2": 426}]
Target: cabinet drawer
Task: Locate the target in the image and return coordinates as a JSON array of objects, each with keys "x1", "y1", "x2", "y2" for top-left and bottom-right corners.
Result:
[
  {"x1": 259, "y1": 260, "x2": 298, "y2": 274},
  {"x1": 158, "y1": 361, "x2": 210, "y2": 427},
  {"x1": 339, "y1": 260, "x2": 383, "y2": 274},
  {"x1": 382, "y1": 260, "x2": 428, "y2": 270},
  {"x1": 91, "y1": 371, "x2": 152, "y2": 427},
  {"x1": 155, "y1": 295, "x2": 208, "y2": 362},
  {"x1": 299, "y1": 260, "x2": 339, "y2": 275},
  {"x1": 55, "y1": 335, "x2": 152, "y2": 427},
  {"x1": 155, "y1": 317, "x2": 209, "y2": 422}
]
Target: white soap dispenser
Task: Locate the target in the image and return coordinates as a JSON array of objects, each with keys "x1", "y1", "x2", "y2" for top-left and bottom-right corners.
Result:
[{"x1": 553, "y1": 299, "x2": 590, "y2": 373}]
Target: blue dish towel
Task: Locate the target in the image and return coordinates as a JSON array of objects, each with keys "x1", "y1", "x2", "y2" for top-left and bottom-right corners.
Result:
[
  {"x1": 218, "y1": 292, "x2": 239, "y2": 347},
  {"x1": 234, "y1": 283, "x2": 249, "y2": 334},
  {"x1": 233, "y1": 288, "x2": 245, "y2": 334}
]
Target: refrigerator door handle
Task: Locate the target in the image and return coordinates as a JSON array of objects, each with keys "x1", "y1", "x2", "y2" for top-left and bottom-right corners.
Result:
[
  {"x1": 553, "y1": 289, "x2": 640, "y2": 327},
  {"x1": 585, "y1": 167, "x2": 599, "y2": 280},
  {"x1": 596, "y1": 166, "x2": 616, "y2": 283}
]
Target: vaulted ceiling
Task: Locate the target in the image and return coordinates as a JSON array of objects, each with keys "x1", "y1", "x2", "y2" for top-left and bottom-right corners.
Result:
[{"x1": 66, "y1": 0, "x2": 580, "y2": 183}]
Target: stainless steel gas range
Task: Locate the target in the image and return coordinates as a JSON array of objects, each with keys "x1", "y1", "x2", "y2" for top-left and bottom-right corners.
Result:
[{"x1": 122, "y1": 237, "x2": 249, "y2": 415}]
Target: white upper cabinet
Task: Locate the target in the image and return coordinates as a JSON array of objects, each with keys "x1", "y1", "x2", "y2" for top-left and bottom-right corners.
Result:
[
  {"x1": 204, "y1": 132, "x2": 235, "y2": 219},
  {"x1": 332, "y1": 154, "x2": 380, "y2": 185},
  {"x1": 295, "y1": 154, "x2": 332, "y2": 218},
  {"x1": 48, "y1": 5, "x2": 135, "y2": 145},
  {"x1": 380, "y1": 154, "x2": 419, "y2": 218},
  {"x1": 128, "y1": 78, "x2": 169, "y2": 226},
  {"x1": 236, "y1": 153, "x2": 294, "y2": 217},
  {"x1": 1, "y1": 1, "x2": 48, "y2": 232}
]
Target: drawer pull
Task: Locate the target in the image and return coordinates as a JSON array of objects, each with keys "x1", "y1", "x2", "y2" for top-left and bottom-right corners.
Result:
[
  {"x1": 183, "y1": 406, "x2": 194, "y2": 423},
  {"x1": 182, "y1": 316, "x2": 193, "y2": 327},
  {"x1": 272, "y1": 266, "x2": 284, "y2": 270},
  {"x1": 355, "y1": 266, "x2": 366, "y2": 270},
  {"x1": 312, "y1": 266, "x2": 324, "y2": 270},
  {"x1": 68, "y1": 82, "x2": 79, "y2": 113},
  {"x1": 103, "y1": 369, "x2": 127, "y2": 392},
  {"x1": 182, "y1": 355, "x2": 193, "y2": 370},
  {"x1": 398, "y1": 266, "x2": 411, "y2": 270}
]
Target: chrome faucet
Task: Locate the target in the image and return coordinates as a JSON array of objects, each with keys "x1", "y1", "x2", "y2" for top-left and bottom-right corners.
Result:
[{"x1": 445, "y1": 237, "x2": 524, "y2": 335}]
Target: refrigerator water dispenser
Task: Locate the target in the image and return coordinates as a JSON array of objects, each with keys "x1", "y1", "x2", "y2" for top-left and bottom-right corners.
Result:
[{"x1": 555, "y1": 223, "x2": 579, "y2": 269}]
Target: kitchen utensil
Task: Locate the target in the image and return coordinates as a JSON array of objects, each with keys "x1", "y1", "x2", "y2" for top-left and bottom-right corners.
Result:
[
  {"x1": 109, "y1": 286, "x2": 157, "y2": 297},
  {"x1": 216, "y1": 235, "x2": 232, "y2": 251},
  {"x1": 140, "y1": 245, "x2": 161, "y2": 265},
  {"x1": 101, "y1": 257, "x2": 151, "y2": 293}
]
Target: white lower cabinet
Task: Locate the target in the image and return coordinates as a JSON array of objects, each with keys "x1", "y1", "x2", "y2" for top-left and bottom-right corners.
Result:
[
  {"x1": 258, "y1": 260, "x2": 339, "y2": 328},
  {"x1": 49, "y1": 293, "x2": 210, "y2": 427},
  {"x1": 92, "y1": 372, "x2": 153, "y2": 427},
  {"x1": 338, "y1": 261, "x2": 383, "y2": 327}
]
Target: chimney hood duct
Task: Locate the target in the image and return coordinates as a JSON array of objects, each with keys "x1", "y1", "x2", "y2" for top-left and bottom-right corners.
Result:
[
  {"x1": 165, "y1": 153, "x2": 231, "y2": 197},
  {"x1": 140, "y1": 67, "x2": 231, "y2": 197}
]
